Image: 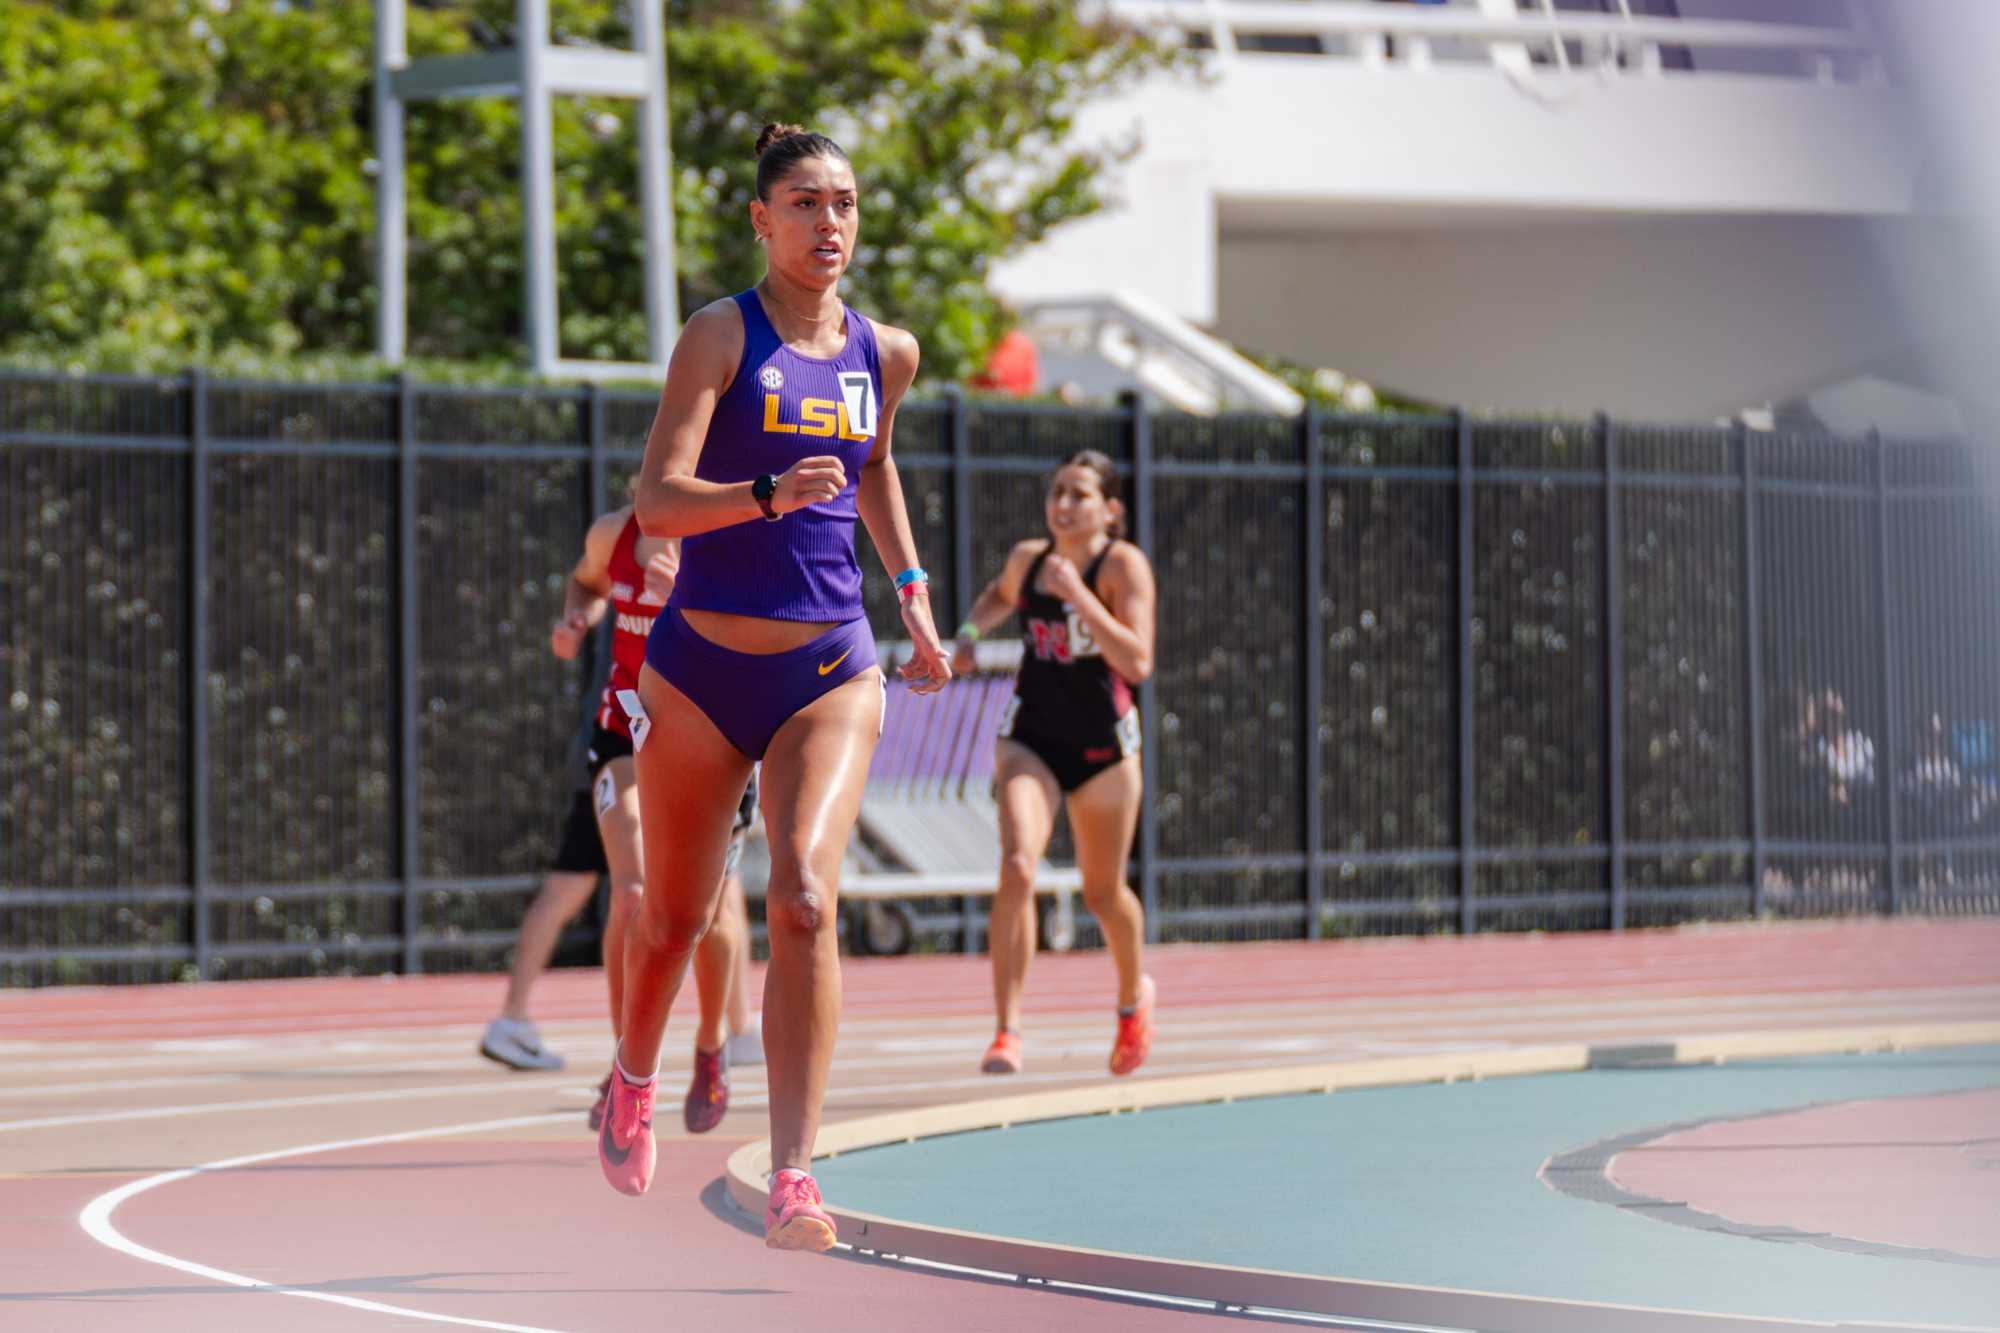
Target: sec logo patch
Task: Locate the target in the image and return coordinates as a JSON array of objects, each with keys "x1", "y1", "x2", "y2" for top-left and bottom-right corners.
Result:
[{"x1": 759, "y1": 366, "x2": 784, "y2": 391}]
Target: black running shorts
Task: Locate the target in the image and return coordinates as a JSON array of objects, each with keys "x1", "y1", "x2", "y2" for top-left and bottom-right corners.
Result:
[{"x1": 548, "y1": 790, "x2": 608, "y2": 875}]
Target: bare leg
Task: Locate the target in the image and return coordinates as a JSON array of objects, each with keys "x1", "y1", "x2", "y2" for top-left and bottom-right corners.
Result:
[
  {"x1": 721, "y1": 873, "x2": 756, "y2": 1039},
  {"x1": 601, "y1": 751, "x2": 740, "y2": 1050},
  {"x1": 500, "y1": 870, "x2": 599, "y2": 1023},
  {"x1": 988, "y1": 742, "x2": 1062, "y2": 1033},
  {"x1": 692, "y1": 871, "x2": 743, "y2": 1053},
  {"x1": 1066, "y1": 754, "x2": 1146, "y2": 1009},
  {"x1": 599, "y1": 879, "x2": 637, "y2": 1040},
  {"x1": 621, "y1": 665, "x2": 752, "y2": 1077},
  {"x1": 592, "y1": 757, "x2": 653, "y2": 1044},
  {"x1": 759, "y1": 670, "x2": 884, "y2": 1174}
]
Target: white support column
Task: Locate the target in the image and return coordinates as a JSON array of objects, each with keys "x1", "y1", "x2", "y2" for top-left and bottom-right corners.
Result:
[
  {"x1": 517, "y1": 0, "x2": 561, "y2": 375},
  {"x1": 374, "y1": 0, "x2": 408, "y2": 363},
  {"x1": 632, "y1": 0, "x2": 680, "y2": 356},
  {"x1": 374, "y1": 1, "x2": 672, "y2": 377}
]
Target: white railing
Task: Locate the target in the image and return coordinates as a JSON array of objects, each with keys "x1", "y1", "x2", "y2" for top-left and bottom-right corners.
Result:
[
  {"x1": 1016, "y1": 290, "x2": 1306, "y2": 416},
  {"x1": 1102, "y1": 0, "x2": 1879, "y2": 84}
]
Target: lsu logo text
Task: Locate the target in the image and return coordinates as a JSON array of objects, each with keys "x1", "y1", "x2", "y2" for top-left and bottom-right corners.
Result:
[{"x1": 762, "y1": 371, "x2": 877, "y2": 441}]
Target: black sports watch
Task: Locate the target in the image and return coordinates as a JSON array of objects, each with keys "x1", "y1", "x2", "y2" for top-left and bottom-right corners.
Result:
[{"x1": 752, "y1": 473, "x2": 780, "y2": 522}]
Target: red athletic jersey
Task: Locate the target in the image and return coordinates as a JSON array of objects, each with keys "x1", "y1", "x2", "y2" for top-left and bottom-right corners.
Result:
[{"x1": 596, "y1": 514, "x2": 661, "y2": 735}]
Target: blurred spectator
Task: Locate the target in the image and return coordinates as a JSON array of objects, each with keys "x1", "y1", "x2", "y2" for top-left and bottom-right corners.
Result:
[{"x1": 1796, "y1": 687, "x2": 1874, "y2": 808}]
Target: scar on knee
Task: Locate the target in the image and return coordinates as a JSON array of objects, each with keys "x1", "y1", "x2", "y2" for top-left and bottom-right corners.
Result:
[{"x1": 784, "y1": 892, "x2": 824, "y2": 933}]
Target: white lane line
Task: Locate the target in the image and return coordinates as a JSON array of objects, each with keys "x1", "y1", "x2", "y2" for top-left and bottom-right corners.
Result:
[
  {"x1": 0, "y1": 1078, "x2": 571, "y2": 1135},
  {"x1": 68, "y1": 1051, "x2": 1422, "y2": 1333},
  {"x1": 79, "y1": 1113, "x2": 579, "y2": 1332},
  {"x1": 12, "y1": 982, "x2": 1999, "y2": 1072},
  {"x1": 14, "y1": 992, "x2": 1995, "y2": 1104},
  {"x1": 0, "y1": 1058, "x2": 576, "y2": 1103}
]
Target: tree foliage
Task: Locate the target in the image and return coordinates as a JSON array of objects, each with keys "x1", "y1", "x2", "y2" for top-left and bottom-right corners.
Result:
[{"x1": 0, "y1": 0, "x2": 1175, "y2": 381}]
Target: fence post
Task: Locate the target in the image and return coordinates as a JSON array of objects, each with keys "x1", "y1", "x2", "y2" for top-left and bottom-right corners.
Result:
[
  {"x1": 185, "y1": 369, "x2": 212, "y2": 978},
  {"x1": 1300, "y1": 404, "x2": 1324, "y2": 940},
  {"x1": 1873, "y1": 428, "x2": 1902, "y2": 914},
  {"x1": 395, "y1": 372, "x2": 423, "y2": 973},
  {"x1": 948, "y1": 385, "x2": 974, "y2": 628},
  {"x1": 586, "y1": 382, "x2": 607, "y2": 519},
  {"x1": 1599, "y1": 413, "x2": 1626, "y2": 930},
  {"x1": 1127, "y1": 389, "x2": 1161, "y2": 942},
  {"x1": 1738, "y1": 422, "x2": 1768, "y2": 915},
  {"x1": 947, "y1": 385, "x2": 980, "y2": 954},
  {"x1": 582, "y1": 383, "x2": 613, "y2": 702},
  {"x1": 1455, "y1": 408, "x2": 1477, "y2": 935}
]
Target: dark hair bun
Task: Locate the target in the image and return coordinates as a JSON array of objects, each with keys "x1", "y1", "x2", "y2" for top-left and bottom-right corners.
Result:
[{"x1": 755, "y1": 122, "x2": 809, "y2": 157}]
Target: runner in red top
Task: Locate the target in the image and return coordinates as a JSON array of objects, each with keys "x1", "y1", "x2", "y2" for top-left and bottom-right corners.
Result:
[
  {"x1": 593, "y1": 511, "x2": 657, "y2": 737},
  {"x1": 541, "y1": 505, "x2": 761, "y2": 1133}
]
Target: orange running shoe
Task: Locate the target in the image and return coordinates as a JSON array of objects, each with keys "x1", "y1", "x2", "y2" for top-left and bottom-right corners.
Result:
[
  {"x1": 683, "y1": 1046, "x2": 729, "y2": 1134},
  {"x1": 980, "y1": 1030, "x2": 1022, "y2": 1075},
  {"x1": 765, "y1": 1169, "x2": 838, "y2": 1252},
  {"x1": 587, "y1": 1073, "x2": 610, "y2": 1132},
  {"x1": 1109, "y1": 974, "x2": 1156, "y2": 1076},
  {"x1": 597, "y1": 1063, "x2": 656, "y2": 1197}
]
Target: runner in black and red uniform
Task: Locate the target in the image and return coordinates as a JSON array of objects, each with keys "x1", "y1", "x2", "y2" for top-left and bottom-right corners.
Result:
[
  {"x1": 480, "y1": 503, "x2": 759, "y2": 1136},
  {"x1": 951, "y1": 449, "x2": 1159, "y2": 1079}
]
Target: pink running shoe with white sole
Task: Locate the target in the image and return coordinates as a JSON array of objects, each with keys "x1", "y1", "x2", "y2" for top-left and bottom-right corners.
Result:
[
  {"x1": 765, "y1": 1169, "x2": 837, "y2": 1252},
  {"x1": 597, "y1": 1064, "x2": 656, "y2": 1196},
  {"x1": 1109, "y1": 974, "x2": 1156, "y2": 1076},
  {"x1": 683, "y1": 1046, "x2": 729, "y2": 1134}
]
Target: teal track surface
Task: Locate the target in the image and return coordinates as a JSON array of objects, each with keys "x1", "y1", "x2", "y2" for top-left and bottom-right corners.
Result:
[{"x1": 814, "y1": 1046, "x2": 2000, "y2": 1326}]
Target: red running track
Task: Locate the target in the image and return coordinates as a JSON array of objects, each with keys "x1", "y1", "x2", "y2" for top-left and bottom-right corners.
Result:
[
  {"x1": 7, "y1": 918, "x2": 1999, "y2": 1043},
  {"x1": 6, "y1": 919, "x2": 1998, "y2": 1333}
]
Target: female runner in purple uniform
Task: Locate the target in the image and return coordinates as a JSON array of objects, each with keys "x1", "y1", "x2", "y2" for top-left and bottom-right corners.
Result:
[{"x1": 597, "y1": 123, "x2": 951, "y2": 1254}]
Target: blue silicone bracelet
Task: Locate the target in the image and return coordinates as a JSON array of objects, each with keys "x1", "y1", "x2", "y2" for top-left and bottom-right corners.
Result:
[{"x1": 892, "y1": 567, "x2": 929, "y2": 591}]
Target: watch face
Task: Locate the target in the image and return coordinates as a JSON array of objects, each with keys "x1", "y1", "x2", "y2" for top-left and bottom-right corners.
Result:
[{"x1": 753, "y1": 474, "x2": 775, "y2": 500}]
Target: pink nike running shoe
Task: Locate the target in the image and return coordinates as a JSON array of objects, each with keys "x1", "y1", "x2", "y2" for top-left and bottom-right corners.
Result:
[
  {"x1": 597, "y1": 1063, "x2": 656, "y2": 1197},
  {"x1": 765, "y1": 1169, "x2": 837, "y2": 1252}
]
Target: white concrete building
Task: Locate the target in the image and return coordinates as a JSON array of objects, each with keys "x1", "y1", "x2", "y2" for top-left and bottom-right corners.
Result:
[{"x1": 994, "y1": 0, "x2": 1950, "y2": 425}]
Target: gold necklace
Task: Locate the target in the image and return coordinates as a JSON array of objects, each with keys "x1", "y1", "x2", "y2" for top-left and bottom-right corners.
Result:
[{"x1": 760, "y1": 281, "x2": 840, "y2": 326}]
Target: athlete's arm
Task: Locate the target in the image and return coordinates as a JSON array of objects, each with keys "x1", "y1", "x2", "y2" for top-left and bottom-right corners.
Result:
[
  {"x1": 856, "y1": 325, "x2": 951, "y2": 694},
  {"x1": 957, "y1": 548, "x2": 1032, "y2": 635},
  {"x1": 948, "y1": 541, "x2": 1040, "y2": 672},
  {"x1": 633, "y1": 301, "x2": 845, "y2": 538},
  {"x1": 1057, "y1": 543, "x2": 1156, "y2": 685},
  {"x1": 551, "y1": 508, "x2": 625, "y2": 660},
  {"x1": 970, "y1": 541, "x2": 1041, "y2": 625}
]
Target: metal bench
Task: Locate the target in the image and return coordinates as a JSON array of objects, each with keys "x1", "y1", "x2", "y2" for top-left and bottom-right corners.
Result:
[{"x1": 840, "y1": 640, "x2": 1079, "y2": 954}]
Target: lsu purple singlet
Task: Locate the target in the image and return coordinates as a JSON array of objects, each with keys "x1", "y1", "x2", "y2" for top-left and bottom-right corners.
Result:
[
  {"x1": 670, "y1": 289, "x2": 881, "y2": 622},
  {"x1": 645, "y1": 289, "x2": 885, "y2": 758}
]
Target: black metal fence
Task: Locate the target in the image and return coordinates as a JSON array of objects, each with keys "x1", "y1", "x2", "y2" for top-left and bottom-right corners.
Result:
[{"x1": 5, "y1": 370, "x2": 1998, "y2": 984}]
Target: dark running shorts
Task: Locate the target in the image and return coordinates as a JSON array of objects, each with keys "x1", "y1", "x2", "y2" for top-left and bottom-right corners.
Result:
[
  {"x1": 585, "y1": 724, "x2": 635, "y2": 776},
  {"x1": 1003, "y1": 712, "x2": 1140, "y2": 794},
  {"x1": 557, "y1": 762, "x2": 759, "y2": 878},
  {"x1": 548, "y1": 789, "x2": 608, "y2": 875}
]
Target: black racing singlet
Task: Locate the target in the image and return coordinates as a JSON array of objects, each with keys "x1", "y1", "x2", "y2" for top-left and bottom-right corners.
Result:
[{"x1": 1003, "y1": 541, "x2": 1137, "y2": 753}]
